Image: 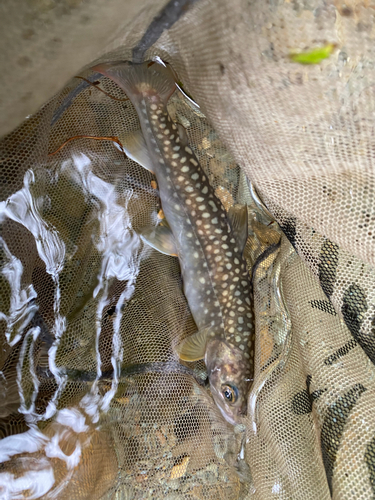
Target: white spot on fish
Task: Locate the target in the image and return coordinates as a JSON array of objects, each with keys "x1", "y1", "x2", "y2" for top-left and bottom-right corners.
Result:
[
  {"x1": 196, "y1": 220, "x2": 202, "y2": 226},
  {"x1": 235, "y1": 335, "x2": 241, "y2": 342},
  {"x1": 174, "y1": 204, "x2": 180, "y2": 211},
  {"x1": 193, "y1": 252, "x2": 199, "y2": 258},
  {"x1": 191, "y1": 173, "x2": 199, "y2": 180},
  {"x1": 178, "y1": 176, "x2": 184, "y2": 182},
  {"x1": 202, "y1": 186, "x2": 208, "y2": 194},
  {"x1": 226, "y1": 263, "x2": 232, "y2": 270},
  {"x1": 181, "y1": 157, "x2": 187, "y2": 163},
  {"x1": 190, "y1": 158, "x2": 198, "y2": 166},
  {"x1": 208, "y1": 200, "x2": 217, "y2": 212},
  {"x1": 160, "y1": 123, "x2": 166, "y2": 129},
  {"x1": 172, "y1": 153, "x2": 179, "y2": 159},
  {"x1": 229, "y1": 327, "x2": 235, "y2": 334},
  {"x1": 223, "y1": 274, "x2": 229, "y2": 281},
  {"x1": 185, "y1": 186, "x2": 194, "y2": 193},
  {"x1": 199, "y1": 277, "x2": 205, "y2": 284},
  {"x1": 150, "y1": 104, "x2": 158, "y2": 110},
  {"x1": 226, "y1": 252, "x2": 232, "y2": 257},
  {"x1": 238, "y1": 317, "x2": 244, "y2": 324},
  {"x1": 173, "y1": 145, "x2": 180, "y2": 151},
  {"x1": 164, "y1": 129, "x2": 169, "y2": 135},
  {"x1": 157, "y1": 134, "x2": 164, "y2": 139},
  {"x1": 186, "y1": 232, "x2": 193, "y2": 238},
  {"x1": 212, "y1": 217, "x2": 218, "y2": 224},
  {"x1": 182, "y1": 166, "x2": 189, "y2": 173},
  {"x1": 196, "y1": 197, "x2": 204, "y2": 202},
  {"x1": 185, "y1": 146, "x2": 192, "y2": 154},
  {"x1": 186, "y1": 199, "x2": 192, "y2": 205},
  {"x1": 215, "y1": 228, "x2": 222, "y2": 234},
  {"x1": 202, "y1": 213, "x2": 210, "y2": 218}
]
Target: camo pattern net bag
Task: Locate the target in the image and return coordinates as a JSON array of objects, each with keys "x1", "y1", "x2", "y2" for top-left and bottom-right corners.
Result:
[{"x1": 1, "y1": 0, "x2": 375, "y2": 498}]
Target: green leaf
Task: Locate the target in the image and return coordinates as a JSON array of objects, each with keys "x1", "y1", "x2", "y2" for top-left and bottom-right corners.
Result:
[{"x1": 290, "y1": 44, "x2": 335, "y2": 65}]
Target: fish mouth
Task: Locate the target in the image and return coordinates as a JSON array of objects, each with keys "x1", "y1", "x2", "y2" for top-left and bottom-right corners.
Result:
[{"x1": 217, "y1": 404, "x2": 237, "y2": 426}]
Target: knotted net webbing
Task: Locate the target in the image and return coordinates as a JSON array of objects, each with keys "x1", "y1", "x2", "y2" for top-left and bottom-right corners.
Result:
[{"x1": 1, "y1": 1, "x2": 375, "y2": 499}]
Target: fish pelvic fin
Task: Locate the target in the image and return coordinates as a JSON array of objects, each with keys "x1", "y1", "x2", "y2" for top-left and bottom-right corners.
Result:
[
  {"x1": 116, "y1": 130, "x2": 154, "y2": 173},
  {"x1": 177, "y1": 124, "x2": 190, "y2": 146},
  {"x1": 176, "y1": 327, "x2": 212, "y2": 362},
  {"x1": 140, "y1": 221, "x2": 178, "y2": 257},
  {"x1": 228, "y1": 204, "x2": 249, "y2": 255},
  {"x1": 92, "y1": 60, "x2": 176, "y2": 104}
]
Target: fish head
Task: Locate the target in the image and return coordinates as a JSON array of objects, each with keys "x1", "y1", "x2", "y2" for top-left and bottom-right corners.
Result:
[{"x1": 205, "y1": 338, "x2": 250, "y2": 425}]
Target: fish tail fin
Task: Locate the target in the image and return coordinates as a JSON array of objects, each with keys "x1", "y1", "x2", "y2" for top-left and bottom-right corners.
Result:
[{"x1": 92, "y1": 60, "x2": 176, "y2": 104}]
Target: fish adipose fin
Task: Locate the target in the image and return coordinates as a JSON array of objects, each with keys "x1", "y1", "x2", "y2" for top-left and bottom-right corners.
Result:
[
  {"x1": 228, "y1": 204, "x2": 248, "y2": 255},
  {"x1": 140, "y1": 221, "x2": 178, "y2": 257},
  {"x1": 176, "y1": 326, "x2": 212, "y2": 361},
  {"x1": 117, "y1": 130, "x2": 154, "y2": 173},
  {"x1": 92, "y1": 60, "x2": 177, "y2": 104}
]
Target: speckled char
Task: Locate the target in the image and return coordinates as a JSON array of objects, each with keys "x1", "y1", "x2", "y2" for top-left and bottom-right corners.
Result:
[{"x1": 93, "y1": 61, "x2": 254, "y2": 374}]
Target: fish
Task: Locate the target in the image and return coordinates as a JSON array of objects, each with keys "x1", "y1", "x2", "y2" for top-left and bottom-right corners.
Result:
[{"x1": 92, "y1": 59, "x2": 255, "y2": 425}]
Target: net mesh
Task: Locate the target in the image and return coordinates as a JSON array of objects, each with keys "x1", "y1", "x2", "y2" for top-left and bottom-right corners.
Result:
[{"x1": 1, "y1": 0, "x2": 375, "y2": 498}]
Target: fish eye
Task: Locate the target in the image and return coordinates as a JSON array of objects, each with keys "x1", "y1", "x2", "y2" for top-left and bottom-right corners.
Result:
[{"x1": 222, "y1": 384, "x2": 238, "y2": 404}]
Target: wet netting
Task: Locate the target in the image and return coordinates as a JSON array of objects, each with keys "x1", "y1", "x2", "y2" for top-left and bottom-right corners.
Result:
[{"x1": 1, "y1": 0, "x2": 375, "y2": 498}]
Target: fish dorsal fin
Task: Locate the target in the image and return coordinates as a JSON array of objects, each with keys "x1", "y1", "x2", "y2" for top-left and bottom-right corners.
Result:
[
  {"x1": 117, "y1": 130, "x2": 155, "y2": 173},
  {"x1": 177, "y1": 124, "x2": 189, "y2": 146},
  {"x1": 176, "y1": 326, "x2": 211, "y2": 361},
  {"x1": 228, "y1": 204, "x2": 249, "y2": 255},
  {"x1": 140, "y1": 221, "x2": 178, "y2": 257}
]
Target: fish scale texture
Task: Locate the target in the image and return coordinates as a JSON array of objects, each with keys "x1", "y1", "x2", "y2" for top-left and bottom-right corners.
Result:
[{"x1": 1, "y1": 0, "x2": 375, "y2": 499}]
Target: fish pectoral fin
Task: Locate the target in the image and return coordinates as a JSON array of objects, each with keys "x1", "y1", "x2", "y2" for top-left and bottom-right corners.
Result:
[
  {"x1": 140, "y1": 222, "x2": 178, "y2": 257},
  {"x1": 118, "y1": 129, "x2": 155, "y2": 173},
  {"x1": 228, "y1": 204, "x2": 249, "y2": 255},
  {"x1": 176, "y1": 327, "x2": 211, "y2": 361}
]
